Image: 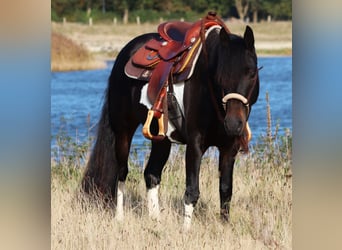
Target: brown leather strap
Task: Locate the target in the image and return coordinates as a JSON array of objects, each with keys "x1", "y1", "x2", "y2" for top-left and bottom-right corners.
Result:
[{"x1": 147, "y1": 60, "x2": 174, "y2": 103}]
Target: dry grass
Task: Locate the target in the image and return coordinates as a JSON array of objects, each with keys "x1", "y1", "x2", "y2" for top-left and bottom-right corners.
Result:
[
  {"x1": 52, "y1": 141, "x2": 292, "y2": 249},
  {"x1": 51, "y1": 32, "x2": 106, "y2": 71},
  {"x1": 51, "y1": 20, "x2": 292, "y2": 63}
]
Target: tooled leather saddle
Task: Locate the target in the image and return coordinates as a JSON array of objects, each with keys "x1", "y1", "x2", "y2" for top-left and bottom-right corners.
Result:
[{"x1": 124, "y1": 11, "x2": 229, "y2": 141}]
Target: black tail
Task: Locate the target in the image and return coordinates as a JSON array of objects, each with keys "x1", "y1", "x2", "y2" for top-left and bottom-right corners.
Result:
[
  {"x1": 81, "y1": 90, "x2": 118, "y2": 202},
  {"x1": 81, "y1": 33, "x2": 159, "y2": 202}
]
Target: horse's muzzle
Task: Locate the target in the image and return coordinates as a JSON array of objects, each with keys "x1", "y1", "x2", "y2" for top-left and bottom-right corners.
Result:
[
  {"x1": 222, "y1": 93, "x2": 250, "y2": 136},
  {"x1": 224, "y1": 117, "x2": 245, "y2": 136}
]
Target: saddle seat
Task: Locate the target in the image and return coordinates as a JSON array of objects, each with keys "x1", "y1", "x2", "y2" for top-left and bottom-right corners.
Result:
[
  {"x1": 158, "y1": 21, "x2": 194, "y2": 42},
  {"x1": 125, "y1": 18, "x2": 208, "y2": 102},
  {"x1": 156, "y1": 21, "x2": 203, "y2": 60}
]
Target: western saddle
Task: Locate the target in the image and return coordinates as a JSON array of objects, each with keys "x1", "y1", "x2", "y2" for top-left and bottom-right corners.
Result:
[{"x1": 125, "y1": 11, "x2": 229, "y2": 141}]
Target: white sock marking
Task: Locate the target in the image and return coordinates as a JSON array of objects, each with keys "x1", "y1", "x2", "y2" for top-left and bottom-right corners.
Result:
[
  {"x1": 115, "y1": 181, "x2": 125, "y2": 221},
  {"x1": 183, "y1": 203, "x2": 194, "y2": 231},
  {"x1": 147, "y1": 185, "x2": 160, "y2": 220}
]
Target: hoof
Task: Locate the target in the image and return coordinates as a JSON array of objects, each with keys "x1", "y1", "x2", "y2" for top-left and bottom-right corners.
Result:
[{"x1": 220, "y1": 208, "x2": 230, "y2": 223}]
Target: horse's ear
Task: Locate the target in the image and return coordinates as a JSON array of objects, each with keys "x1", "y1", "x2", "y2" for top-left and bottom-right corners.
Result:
[
  {"x1": 244, "y1": 26, "x2": 255, "y2": 50},
  {"x1": 219, "y1": 28, "x2": 230, "y2": 45}
]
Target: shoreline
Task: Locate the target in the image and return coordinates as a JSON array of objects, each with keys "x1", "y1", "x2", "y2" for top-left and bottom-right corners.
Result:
[
  {"x1": 52, "y1": 52, "x2": 292, "y2": 72},
  {"x1": 52, "y1": 21, "x2": 292, "y2": 72},
  {"x1": 52, "y1": 53, "x2": 292, "y2": 72}
]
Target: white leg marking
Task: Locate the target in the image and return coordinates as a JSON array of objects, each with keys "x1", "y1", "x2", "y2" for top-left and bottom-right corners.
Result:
[
  {"x1": 147, "y1": 185, "x2": 160, "y2": 220},
  {"x1": 115, "y1": 181, "x2": 125, "y2": 221},
  {"x1": 183, "y1": 203, "x2": 194, "y2": 231}
]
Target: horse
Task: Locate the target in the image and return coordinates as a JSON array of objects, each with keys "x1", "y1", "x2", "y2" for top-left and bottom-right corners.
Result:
[{"x1": 81, "y1": 16, "x2": 260, "y2": 230}]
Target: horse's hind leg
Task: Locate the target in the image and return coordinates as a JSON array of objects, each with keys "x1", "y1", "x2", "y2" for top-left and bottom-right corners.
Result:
[
  {"x1": 114, "y1": 125, "x2": 138, "y2": 221},
  {"x1": 144, "y1": 138, "x2": 171, "y2": 220}
]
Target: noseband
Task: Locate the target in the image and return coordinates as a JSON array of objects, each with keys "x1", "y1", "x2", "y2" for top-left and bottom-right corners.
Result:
[
  {"x1": 222, "y1": 93, "x2": 250, "y2": 119},
  {"x1": 221, "y1": 66, "x2": 263, "y2": 120}
]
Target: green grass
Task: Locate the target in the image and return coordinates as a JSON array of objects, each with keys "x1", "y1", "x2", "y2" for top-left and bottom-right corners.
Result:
[{"x1": 258, "y1": 48, "x2": 292, "y2": 56}]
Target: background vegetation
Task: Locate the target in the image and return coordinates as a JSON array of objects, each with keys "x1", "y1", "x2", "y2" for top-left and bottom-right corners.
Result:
[
  {"x1": 51, "y1": 32, "x2": 106, "y2": 71},
  {"x1": 51, "y1": 0, "x2": 292, "y2": 24},
  {"x1": 51, "y1": 0, "x2": 292, "y2": 71},
  {"x1": 51, "y1": 19, "x2": 292, "y2": 71}
]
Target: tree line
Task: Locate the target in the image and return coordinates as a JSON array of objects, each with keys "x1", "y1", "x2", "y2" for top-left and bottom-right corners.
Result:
[{"x1": 52, "y1": 0, "x2": 291, "y2": 23}]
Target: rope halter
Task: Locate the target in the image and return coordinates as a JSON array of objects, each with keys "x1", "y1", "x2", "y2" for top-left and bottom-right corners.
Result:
[{"x1": 222, "y1": 93, "x2": 250, "y2": 119}]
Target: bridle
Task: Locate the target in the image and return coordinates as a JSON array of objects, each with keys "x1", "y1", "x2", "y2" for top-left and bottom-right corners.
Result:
[
  {"x1": 199, "y1": 14, "x2": 260, "y2": 124},
  {"x1": 208, "y1": 66, "x2": 260, "y2": 123},
  {"x1": 220, "y1": 66, "x2": 261, "y2": 119}
]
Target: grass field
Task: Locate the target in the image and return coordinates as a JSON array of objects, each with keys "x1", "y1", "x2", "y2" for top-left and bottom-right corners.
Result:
[
  {"x1": 51, "y1": 132, "x2": 292, "y2": 249},
  {"x1": 51, "y1": 20, "x2": 292, "y2": 71}
]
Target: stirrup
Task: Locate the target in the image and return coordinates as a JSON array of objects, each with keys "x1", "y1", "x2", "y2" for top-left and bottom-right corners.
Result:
[{"x1": 142, "y1": 109, "x2": 166, "y2": 141}]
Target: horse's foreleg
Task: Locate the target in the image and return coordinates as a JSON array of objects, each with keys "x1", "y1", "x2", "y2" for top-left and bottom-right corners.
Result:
[
  {"x1": 144, "y1": 138, "x2": 171, "y2": 220},
  {"x1": 183, "y1": 139, "x2": 205, "y2": 230},
  {"x1": 218, "y1": 149, "x2": 236, "y2": 222}
]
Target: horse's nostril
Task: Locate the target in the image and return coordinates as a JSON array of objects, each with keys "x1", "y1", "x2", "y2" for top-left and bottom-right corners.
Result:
[
  {"x1": 236, "y1": 121, "x2": 243, "y2": 134},
  {"x1": 224, "y1": 118, "x2": 244, "y2": 135}
]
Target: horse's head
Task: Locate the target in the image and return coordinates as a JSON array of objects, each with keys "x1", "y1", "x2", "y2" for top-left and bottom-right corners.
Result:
[{"x1": 209, "y1": 26, "x2": 259, "y2": 139}]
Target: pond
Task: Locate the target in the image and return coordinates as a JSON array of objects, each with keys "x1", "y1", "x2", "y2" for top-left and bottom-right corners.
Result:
[{"x1": 51, "y1": 56, "x2": 292, "y2": 159}]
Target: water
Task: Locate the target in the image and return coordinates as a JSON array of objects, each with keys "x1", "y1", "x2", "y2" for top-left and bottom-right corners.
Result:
[{"x1": 51, "y1": 57, "x2": 292, "y2": 157}]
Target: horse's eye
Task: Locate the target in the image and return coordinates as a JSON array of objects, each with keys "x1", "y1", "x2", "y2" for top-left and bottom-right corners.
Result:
[{"x1": 249, "y1": 69, "x2": 257, "y2": 78}]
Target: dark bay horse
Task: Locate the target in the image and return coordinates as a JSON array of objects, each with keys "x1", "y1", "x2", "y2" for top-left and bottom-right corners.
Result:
[{"x1": 81, "y1": 22, "x2": 260, "y2": 229}]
